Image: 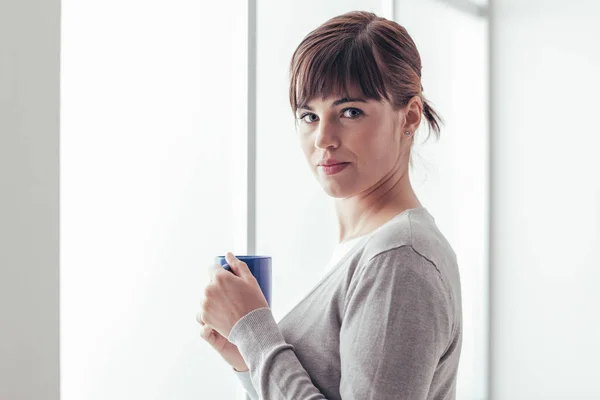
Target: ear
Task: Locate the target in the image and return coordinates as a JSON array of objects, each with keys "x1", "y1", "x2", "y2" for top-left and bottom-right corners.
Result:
[{"x1": 402, "y1": 96, "x2": 423, "y2": 135}]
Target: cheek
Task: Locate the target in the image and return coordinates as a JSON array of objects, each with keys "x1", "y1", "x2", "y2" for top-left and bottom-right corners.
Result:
[
  {"x1": 300, "y1": 136, "x2": 310, "y2": 155},
  {"x1": 358, "y1": 132, "x2": 399, "y2": 172}
]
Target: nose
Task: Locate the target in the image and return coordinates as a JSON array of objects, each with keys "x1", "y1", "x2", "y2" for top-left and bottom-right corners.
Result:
[{"x1": 314, "y1": 119, "x2": 340, "y2": 150}]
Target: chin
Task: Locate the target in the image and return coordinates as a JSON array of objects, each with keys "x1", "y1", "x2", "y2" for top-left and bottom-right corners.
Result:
[{"x1": 320, "y1": 180, "x2": 354, "y2": 199}]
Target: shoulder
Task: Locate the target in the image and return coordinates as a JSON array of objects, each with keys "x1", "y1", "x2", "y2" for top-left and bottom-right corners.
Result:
[
  {"x1": 344, "y1": 245, "x2": 453, "y2": 341},
  {"x1": 361, "y1": 207, "x2": 454, "y2": 264},
  {"x1": 356, "y1": 207, "x2": 460, "y2": 304},
  {"x1": 350, "y1": 207, "x2": 462, "y2": 330},
  {"x1": 357, "y1": 245, "x2": 445, "y2": 298}
]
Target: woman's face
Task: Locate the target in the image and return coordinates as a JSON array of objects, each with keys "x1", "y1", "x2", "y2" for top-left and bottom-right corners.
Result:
[{"x1": 296, "y1": 89, "x2": 416, "y2": 198}]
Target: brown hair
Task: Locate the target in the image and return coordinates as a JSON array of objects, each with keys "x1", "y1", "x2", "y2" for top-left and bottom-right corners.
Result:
[{"x1": 289, "y1": 11, "x2": 442, "y2": 140}]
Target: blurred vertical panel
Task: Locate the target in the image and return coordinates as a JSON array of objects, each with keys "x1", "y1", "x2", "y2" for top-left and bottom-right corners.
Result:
[
  {"x1": 61, "y1": 0, "x2": 247, "y2": 398},
  {"x1": 0, "y1": 0, "x2": 60, "y2": 399},
  {"x1": 491, "y1": 0, "x2": 600, "y2": 398}
]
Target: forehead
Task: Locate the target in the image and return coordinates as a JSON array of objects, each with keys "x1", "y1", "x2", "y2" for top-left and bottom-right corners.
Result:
[{"x1": 300, "y1": 91, "x2": 384, "y2": 111}]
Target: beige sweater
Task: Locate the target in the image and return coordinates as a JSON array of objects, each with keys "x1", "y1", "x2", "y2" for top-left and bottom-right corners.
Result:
[{"x1": 229, "y1": 207, "x2": 463, "y2": 399}]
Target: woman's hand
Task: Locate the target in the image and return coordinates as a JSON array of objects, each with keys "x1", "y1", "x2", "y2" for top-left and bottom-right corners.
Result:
[
  {"x1": 197, "y1": 252, "x2": 269, "y2": 342},
  {"x1": 197, "y1": 317, "x2": 249, "y2": 372}
]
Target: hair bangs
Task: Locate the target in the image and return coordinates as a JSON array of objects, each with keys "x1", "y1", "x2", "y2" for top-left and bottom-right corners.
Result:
[{"x1": 290, "y1": 37, "x2": 390, "y2": 113}]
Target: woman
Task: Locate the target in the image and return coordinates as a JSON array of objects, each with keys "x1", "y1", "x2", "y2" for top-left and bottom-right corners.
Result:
[{"x1": 197, "y1": 10, "x2": 462, "y2": 400}]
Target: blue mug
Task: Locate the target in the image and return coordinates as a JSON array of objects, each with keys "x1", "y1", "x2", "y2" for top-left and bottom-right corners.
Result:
[{"x1": 215, "y1": 255, "x2": 272, "y2": 307}]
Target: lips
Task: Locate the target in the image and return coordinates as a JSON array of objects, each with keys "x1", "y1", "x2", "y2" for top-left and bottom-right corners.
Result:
[
  {"x1": 319, "y1": 162, "x2": 350, "y2": 175},
  {"x1": 317, "y1": 157, "x2": 346, "y2": 166}
]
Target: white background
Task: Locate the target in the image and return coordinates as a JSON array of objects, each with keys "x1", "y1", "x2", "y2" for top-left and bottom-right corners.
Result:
[
  {"x1": 60, "y1": 0, "x2": 247, "y2": 398},
  {"x1": 491, "y1": 0, "x2": 600, "y2": 398}
]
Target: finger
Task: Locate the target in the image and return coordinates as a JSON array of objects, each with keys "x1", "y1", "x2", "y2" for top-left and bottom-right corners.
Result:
[
  {"x1": 225, "y1": 252, "x2": 251, "y2": 278},
  {"x1": 199, "y1": 324, "x2": 216, "y2": 344},
  {"x1": 208, "y1": 262, "x2": 228, "y2": 283},
  {"x1": 196, "y1": 311, "x2": 205, "y2": 326},
  {"x1": 207, "y1": 263, "x2": 219, "y2": 282}
]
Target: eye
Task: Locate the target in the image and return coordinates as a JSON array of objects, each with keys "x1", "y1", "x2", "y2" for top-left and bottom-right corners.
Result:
[
  {"x1": 342, "y1": 108, "x2": 363, "y2": 119},
  {"x1": 299, "y1": 112, "x2": 319, "y2": 124}
]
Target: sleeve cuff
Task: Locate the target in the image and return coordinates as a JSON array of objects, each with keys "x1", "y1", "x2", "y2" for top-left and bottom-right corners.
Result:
[{"x1": 228, "y1": 307, "x2": 290, "y2": 370}]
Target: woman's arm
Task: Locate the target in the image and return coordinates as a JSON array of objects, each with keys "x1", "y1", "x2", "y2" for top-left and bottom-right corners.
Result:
[
  {"x1": 227, "y1": 246, "x2": 453, "y2": 400},
  {"x1": 339, "y1": 246, "x2": 453, "y2": 398}
]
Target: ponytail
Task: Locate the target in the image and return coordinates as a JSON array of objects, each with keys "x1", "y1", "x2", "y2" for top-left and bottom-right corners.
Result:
[{"x1": 422, "y1": 97, "x2": 442, "y2": 141}]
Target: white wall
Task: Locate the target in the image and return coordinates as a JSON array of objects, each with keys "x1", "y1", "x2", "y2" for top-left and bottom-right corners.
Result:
[
  {"x1": 491, "y1": 0, "x2": 600, "y2": 399},
  {"x1": 61, "y1": 1, "x2": 247, "y2": 399},
  {"x1": 0, "y1": 0, "x2": 61, "y2": 399}
]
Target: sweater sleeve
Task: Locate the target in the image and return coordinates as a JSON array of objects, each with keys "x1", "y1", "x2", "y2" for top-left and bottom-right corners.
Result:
[
  {"x1": 227, "y1": 245, "x2": 453, "y2": 400},
  {"x1": 227, "y1": 307, "x2": 324, "y2": 399},
  {"x1": 339, "y1": 246, "x2": 453, "y2": 399}
]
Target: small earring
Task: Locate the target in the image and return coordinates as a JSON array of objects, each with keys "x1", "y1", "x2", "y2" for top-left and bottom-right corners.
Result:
[{"x1": 404, "y1": 131, "x2": 412, "y2": 136}]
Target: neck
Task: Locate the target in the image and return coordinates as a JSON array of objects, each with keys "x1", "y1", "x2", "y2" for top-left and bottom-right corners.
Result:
[{"x1": 334, "y1": 167, "x2": 421, "y2": 242}]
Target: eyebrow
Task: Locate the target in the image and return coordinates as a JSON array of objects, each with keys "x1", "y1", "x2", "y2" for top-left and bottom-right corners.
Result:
[{"x1": 298, "y1": 97, "x2": 368, "y2": 111}]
